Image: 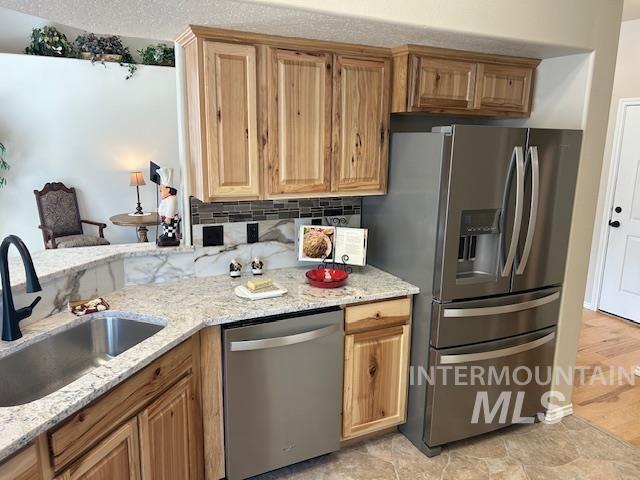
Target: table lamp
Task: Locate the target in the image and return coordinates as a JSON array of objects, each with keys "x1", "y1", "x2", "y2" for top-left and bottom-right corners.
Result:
[{"x1": 129, "y1": 171, "x2": 146, "y2": 214}]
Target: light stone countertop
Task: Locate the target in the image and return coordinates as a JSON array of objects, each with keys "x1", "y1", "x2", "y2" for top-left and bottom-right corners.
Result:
[
  {"x1": 3, "y1": 242, "x2": 193, "y2": 292},
  {"x1": 0, "y1": 265, "x2": 419, "y2": 462}
]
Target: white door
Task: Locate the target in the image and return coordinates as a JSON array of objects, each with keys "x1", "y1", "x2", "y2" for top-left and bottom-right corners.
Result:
[{"x1": 600, "y1": 103, "x2": 640, "y2": 322}]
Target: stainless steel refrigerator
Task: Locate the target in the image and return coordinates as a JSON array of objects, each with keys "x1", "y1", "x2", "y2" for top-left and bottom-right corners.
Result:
[{"x1": 362, "y1": 123, "x2": 582, "y2": 455}]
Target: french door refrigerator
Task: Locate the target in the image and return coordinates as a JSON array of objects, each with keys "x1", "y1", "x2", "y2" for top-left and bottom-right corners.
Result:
[{"x1": 362, "y1": 124, "x2": 582, "y2": 456}]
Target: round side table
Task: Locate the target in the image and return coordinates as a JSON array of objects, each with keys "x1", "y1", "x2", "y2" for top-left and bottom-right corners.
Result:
[{"x1": 110, "y1": 212, "x2": 159, "y2": 243}]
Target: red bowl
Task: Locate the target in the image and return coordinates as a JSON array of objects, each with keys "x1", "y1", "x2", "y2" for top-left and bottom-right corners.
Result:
[{"x1": 305, "y1": 268, "x2": 349, "y2": 288}]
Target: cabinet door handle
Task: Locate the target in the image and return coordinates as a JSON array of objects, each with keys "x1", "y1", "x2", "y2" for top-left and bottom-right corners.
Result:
[{"x1": 230, "y1": 324, "x2": 339, "y2": 351}]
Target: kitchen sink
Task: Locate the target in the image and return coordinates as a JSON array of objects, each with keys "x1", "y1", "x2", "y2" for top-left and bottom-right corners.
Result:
[{"x1": 0, "y1": 317, "x2": 164, "y2": 407}]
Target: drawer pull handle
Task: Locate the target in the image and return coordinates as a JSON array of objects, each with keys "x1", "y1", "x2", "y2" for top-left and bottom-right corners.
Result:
[
  {"x1": 439, "y1": 332, "x2": 555, "y2": 365},
  {"x1": 443, "y1": 292, "x2": 559, "y2": 318}
]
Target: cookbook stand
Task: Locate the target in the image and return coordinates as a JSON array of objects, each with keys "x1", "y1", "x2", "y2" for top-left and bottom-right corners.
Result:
[{"x1": 317, "y1": 254, "x2": 353, "y2": 274}]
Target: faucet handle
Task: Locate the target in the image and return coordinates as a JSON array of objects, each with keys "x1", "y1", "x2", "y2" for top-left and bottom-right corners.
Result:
[
  {"x1": 15, "y1": 296, "x2": 42, "y2": 321},
  {"x1": 28, "y1": 296, "x2": 42, "y2": 312}
]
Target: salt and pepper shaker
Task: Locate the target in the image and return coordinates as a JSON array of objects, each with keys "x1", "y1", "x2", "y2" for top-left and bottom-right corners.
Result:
[
  {"x1": 229, "y1": 258, "x2": 242, "y2": 278},
  {"x1": 251, "y1": 257, "x2": 264, "y2": 275}
]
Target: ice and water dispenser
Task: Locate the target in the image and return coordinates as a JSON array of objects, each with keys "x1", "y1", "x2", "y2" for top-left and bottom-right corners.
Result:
[{"x1": 456, "y1": 209, "x2": 502, "y2": 284}]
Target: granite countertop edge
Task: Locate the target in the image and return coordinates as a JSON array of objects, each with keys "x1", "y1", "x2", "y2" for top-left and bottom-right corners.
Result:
[{"x1": 0, "y1": 266, "x2": 419, "y2": 462}]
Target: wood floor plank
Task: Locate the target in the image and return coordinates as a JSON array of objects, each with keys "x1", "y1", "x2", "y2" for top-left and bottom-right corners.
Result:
[{"x1": 573, "y1": 309, "x2": 640, "y2": 448}]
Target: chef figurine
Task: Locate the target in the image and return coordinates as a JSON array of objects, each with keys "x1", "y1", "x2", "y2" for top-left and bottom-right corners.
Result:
[
  {"x1": 251, "y1": 257, "x2": 264, "y2": 275},
  {"x1": 156, "y1": 167, "x2": 180, "y2": 247},
  {"x1": 229, "y1": 258, "x2": 242, "y2": 278}
]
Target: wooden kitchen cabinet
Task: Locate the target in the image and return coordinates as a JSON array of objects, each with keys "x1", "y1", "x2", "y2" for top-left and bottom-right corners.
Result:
[
  {"x1": 57, "y1": 419, "x2": 141, "y2": 480},
  {"x1": 342, "y1": 298, "x2": 412, "y2": 440},
  {"x1": 0, "y1": 438, "x2": 52, "y2": 480},
  {"x1": 178, "y1": 26, "x2": 392, "y2": 201},
  {"x1": 48, "y1": 335, "x2": 209, "y2": 480},
  {"x1": 475, "y1": 63, "x2": 534, "y2": 114},
  {"x1": 408, "y1": 56, "x2": 477, "y2": 110},
  {"x1": 202, "y1": 42, "x2": 260, "y2": 200},
  {"x1": 183, "y1": 40, "x2": 260, "y2": 202},
  {"x1": 332, "y1": 55, "x2": 390, "y2": 194},
  {"x1": 266, "y1": 48, "x2": 333, "y2": 196},
  {"x1": 139, "y1": 376, "x2": 200, "y2": 479},
  {"x1": 392, "y1": 45, "x2": 539, "y2": 117}
]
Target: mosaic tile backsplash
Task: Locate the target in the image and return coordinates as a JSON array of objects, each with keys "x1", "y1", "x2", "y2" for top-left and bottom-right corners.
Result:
[{"x1": 190, "y1": 197, "x2": 362, "y2": 225}]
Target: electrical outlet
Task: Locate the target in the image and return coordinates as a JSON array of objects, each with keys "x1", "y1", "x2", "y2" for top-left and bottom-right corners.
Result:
[
  {"x1": 247, "y1": 223, "x2": 259, "y2": 243},
  {"x1": 203, "y1": 225, "x2": 224, "y2": 246}
]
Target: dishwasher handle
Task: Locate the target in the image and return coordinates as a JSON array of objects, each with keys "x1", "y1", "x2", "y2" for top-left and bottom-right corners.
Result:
[{"x1": 230, "y1": 324, "x2": 340, "y2": 351}]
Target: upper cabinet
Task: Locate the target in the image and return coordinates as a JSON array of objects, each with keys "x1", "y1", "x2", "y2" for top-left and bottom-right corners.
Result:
[
  {"x1": 332, "y1": 56, "x2": 390, "y2": 194},
  {"x1": 409, "y1": 56, "x2": 477, "y2": 110},
  {"x1": 178, "y1": 27, "x2": 392, "y2": 202},
  {"x1": 203, "y1": 42, "x2": 260, "y2": 200},
  {"x1": 178, "y1": 28, "x2": 540, "y2": 202},
  {"x1": 266, "y1": 49, "x2": 333, "y2": 196},
  {"x1": 184, "y1": 40, "x2": 260, "y2": 202},
  {"x1": 475, "y1": 63, "x2": 534, "y2": 114},
  {"x1": 392, "y1": 45, "x2": 540, "y2": 117}
]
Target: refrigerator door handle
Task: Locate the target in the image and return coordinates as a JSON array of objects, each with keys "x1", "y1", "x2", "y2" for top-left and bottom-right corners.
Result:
[
  {"x1": 439, "y1": 331, "x2": 556, "y2": 364},
  {"x1": 229, "y1": 324, "x2": 339, "y2": 351},
  {"x1": 501, "y1": 146, "x2": 525, "y2": 277},
  {"x1": 516, "y1": 146, "x2": 540, "y2": 275},
  {"x1": 443, "y1": 291, "x2": 560, "y2": 317}
]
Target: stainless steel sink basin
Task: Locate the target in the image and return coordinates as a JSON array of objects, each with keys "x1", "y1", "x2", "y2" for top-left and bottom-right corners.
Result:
[{"x1": 0, "y1": 317, "x2": 164, "y2": 407}]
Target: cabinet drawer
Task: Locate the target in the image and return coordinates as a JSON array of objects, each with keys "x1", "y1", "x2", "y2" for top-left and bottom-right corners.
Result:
[
  {"x1": 345, "y1": 297, "x2": 411, "y2": 334},
  {"x1": 49, "y1": 336, "x2": 198, "y2": 472}
]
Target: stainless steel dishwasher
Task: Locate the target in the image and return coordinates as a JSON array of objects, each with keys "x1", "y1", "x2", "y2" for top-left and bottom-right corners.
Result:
[{"x1": 223, "y1": 307, "x2": 343, "y2": 480}]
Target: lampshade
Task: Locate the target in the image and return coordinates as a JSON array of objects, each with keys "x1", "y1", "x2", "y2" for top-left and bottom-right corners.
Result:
[{"x1": 129, "y1": 171, "x2": 146, "y2": 187}]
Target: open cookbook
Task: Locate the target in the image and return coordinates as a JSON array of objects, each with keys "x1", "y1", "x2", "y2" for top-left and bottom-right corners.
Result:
[{"x1": 298, "y1": 225, "x2": 368, "y2": 266}]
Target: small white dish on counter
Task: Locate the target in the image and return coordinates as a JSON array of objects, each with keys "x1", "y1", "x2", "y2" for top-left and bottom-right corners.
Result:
[{"x1": 234, "y1": 283, "x2": 288, "y2": 300}]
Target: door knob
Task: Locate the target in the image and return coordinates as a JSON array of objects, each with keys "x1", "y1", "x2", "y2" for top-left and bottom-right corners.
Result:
[{"x1": 609, "y1": 220, "x2": 621, "y2": 228}]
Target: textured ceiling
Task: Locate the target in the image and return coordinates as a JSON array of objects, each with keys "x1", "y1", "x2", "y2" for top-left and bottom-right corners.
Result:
[
  {"x1": 623, "y1": 0, "x2": 640, "y2": 20},
  {"x1": 0, "y1": 0, "x2": 586, "y2": 58}
]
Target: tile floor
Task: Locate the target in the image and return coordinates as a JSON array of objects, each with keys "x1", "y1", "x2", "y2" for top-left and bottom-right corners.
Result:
[{"x1": 254, "y1": 416, "x2": 640, "y2": 479}]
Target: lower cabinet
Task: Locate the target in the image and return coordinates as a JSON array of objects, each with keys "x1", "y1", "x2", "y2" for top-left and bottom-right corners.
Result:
[
  {"x1": 46, "y1": 330, "x2": 221, "y2": 480},
  {"x1": 0, "y1": 439, "x2": 49, "y2": 480},
  {"x1": 342, "y1": 298, "x2": 412, "y2": 440},
  {"x1": 138, "y1": 376, "x2": 200, "y2": 479},
  {"x1": 57, "y1": 419, "x2": 141, "y2": 480}
]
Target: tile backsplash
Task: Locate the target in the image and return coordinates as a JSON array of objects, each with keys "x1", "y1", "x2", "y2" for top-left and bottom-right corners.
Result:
[{"x1": 190, "y1": 197, "x2": 362, "y2": 225}]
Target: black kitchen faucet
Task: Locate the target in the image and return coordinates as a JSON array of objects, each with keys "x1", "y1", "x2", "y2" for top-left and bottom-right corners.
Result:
[{"x1": 1, "y1": 235, "x2": 42, "y2": 341}]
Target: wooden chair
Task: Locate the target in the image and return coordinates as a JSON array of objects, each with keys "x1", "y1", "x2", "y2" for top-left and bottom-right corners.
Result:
[{"x1": 34, "y1": 182, "x2": 110, "y2": 249}]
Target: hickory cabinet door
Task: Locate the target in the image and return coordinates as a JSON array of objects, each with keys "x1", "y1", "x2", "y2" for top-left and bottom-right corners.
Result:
[
  {"x1": 138, "y1": 375, "x2": 203, "y2": 480},
  {"x1": 342, "y1": 324, "x2": 411, "y2": 440},
  {"x1": 266, "y1": 48, "x2": 333, "y2": 196},
  {"x1": 203, "y1": 41, "x2": 260, "y2": 200},
  {"x1": 57, "y1": 419, "x2": 141, "y2": 480},
  {"x1": 409, "y1": 55, "x2": 477, "y2": 110},
  {"x1": 332, "y1": 55, "x2": 390, "y2": 194},
  {"x1": 475, "y1": 63, "x2": 533, "y2": 114}
]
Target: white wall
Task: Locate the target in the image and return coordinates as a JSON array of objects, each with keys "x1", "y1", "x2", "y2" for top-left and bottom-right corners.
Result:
[
  {"x1": 493, "y1": 52, "x2": 593, "y2": 130},
  {"x1": 585, "y1": 18, "x2": 640, "y2": 309},
  {"x1": 0, "y1": 53, "x2": 180, "y2": 252}
]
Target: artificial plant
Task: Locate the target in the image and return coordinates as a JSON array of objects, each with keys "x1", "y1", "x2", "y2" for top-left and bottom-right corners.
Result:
[
  {"x1": 75, "y1": 33, "x2": 138, "y2": 79},
  {"x1": 139, "y1": 43, "x2": 175, "y2": 67},
  {"x1": 25, "y1": 26, "x2": 76, "y2": 57}
]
